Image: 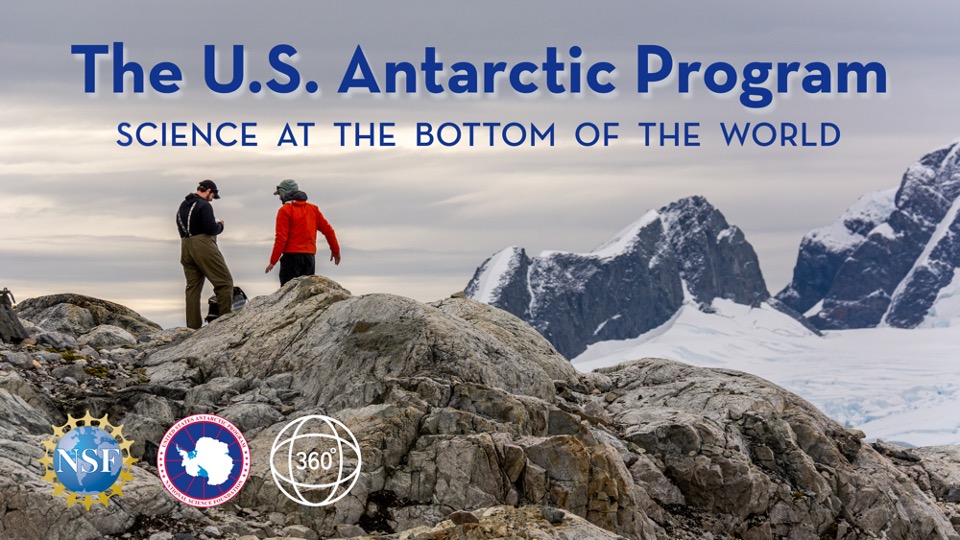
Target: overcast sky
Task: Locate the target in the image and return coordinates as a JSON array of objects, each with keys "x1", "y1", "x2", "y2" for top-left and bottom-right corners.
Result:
[{"x1": 3, "y1": 1, "x2": 960, "y2": 328}]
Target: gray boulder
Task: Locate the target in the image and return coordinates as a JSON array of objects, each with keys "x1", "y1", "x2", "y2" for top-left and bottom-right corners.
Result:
[
  {"x1": 36, "y1": 330, "x2": 79, "y2": 350},
  {"x1": 17, "y1": 293, "x2": 161, "y2": 338},
  {"x1": 0, "y1": 351, "x2": 34, "y2": 370},
  {"x1": 143, "y1": 278, "x2": 570, "y2": 406},
  {"x1": 78, "y1": 324, "x2": 137, "y2": 349}
]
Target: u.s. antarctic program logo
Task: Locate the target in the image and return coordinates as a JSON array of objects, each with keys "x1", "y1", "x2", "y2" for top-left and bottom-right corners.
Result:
[
  {"x1": 39, "y1": 411, "x2": 137, "y2": 510},
  {"x1": 270, "y1": 414, "x2": 362, "y2": 506},
  {"x1": 157, "y1": 414, "x2": 250, "y2": 507}
]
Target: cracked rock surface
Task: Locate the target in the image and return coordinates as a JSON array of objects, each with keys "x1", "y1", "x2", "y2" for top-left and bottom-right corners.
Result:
[{"x1": 1, "y1": 276, "x2": 959, "y2": 539}]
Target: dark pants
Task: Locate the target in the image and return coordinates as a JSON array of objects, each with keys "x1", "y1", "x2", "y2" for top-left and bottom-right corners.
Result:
[
  {"x1": 181, "y1": 235, "x2": 234, "y2": 329},
  {"x1": 279, "y1": 253, "x2": 316, "y2": 286}
]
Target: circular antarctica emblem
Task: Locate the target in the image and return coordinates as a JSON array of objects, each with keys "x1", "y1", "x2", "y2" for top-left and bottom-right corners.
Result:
[
  {"x1": 270, "y1": 414, "x2": 362, "y2": 506},
  {"x1": 157, "y1": 414, "x2": 250, "y2": 507}
]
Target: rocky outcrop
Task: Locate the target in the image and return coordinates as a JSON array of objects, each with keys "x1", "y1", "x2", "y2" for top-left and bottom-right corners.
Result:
[
  {"x1": 345, "y1": 506, "x2": 631, "y2": 539},
  {"x1": 595, "y1": 360, "x2": 959, "y2": 539},
  {"x1": 465, "y1": 196, "x2": 769, "y2": 358},
  {"x1": 17, "y1": 293, "x2": 162, "y2": 349},
  {"x1": 778, "y1": 142, "x2": 960, "y2": 329},
  {"x1": 0, "y1": 278, "x2": 959, "y2": 539},
  {"x1": 0, "y1": 288, "x2": 29, "y2": 344}
]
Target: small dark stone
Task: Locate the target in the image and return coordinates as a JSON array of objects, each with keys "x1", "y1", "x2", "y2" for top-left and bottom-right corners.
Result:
[
  {"x1": 448, "y1": 510, "x2": 479, "y2": 525},
  {"x1": 871, "y1": 442, "x2": 922, "y2": 463},
  {"x1": 944, "y1": 487, "x2": 960, "y2": 503},
  {"x1": 541, "y1": 506, "x2": 565, "y2": 524}
]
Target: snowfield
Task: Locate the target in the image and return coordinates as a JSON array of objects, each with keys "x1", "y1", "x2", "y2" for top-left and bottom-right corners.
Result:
[{"x1": 572, "y1": 299, "x2": 960, "y2": 448}]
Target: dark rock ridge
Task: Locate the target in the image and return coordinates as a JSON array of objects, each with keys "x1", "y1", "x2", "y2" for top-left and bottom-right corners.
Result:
[
  {"x1": 465, "y1": 196, "x2": 769, "y2": 358},
  {"x1": 778, "y1": 141, "x2": 960, "y2": 329},
  {"x1": 2, "y1": 280, "x2": 960, "y2": 539}
]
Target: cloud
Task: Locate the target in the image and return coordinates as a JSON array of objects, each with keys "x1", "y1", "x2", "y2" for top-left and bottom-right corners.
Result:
[{"x1": 2, "y1": 2, "x2": 959, "y2": 327}]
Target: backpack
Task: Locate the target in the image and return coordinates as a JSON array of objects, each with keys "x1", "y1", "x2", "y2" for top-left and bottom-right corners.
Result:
[{"x1": 205, "y1": 286, "x2": 248, "y2": 323}]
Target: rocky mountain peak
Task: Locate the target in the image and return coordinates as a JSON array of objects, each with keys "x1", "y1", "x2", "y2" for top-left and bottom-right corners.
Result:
[
  {"x1": 464, "y1": 245, "x2": 532, "y2": 321},
  {"x1": 778, "y1": 141, "x2": 960, "y2": 329},
  {"x1": 659, "y1": 196, "x2": 767, "y2": 307},
  {"x1": 465, "y1": 196, "x2": 768, "y2": 358},
  {"x1": 898, "y1": 142, "x2": 960, "y2": 224},
  {"x1": 776, "y1": 189, "x2": 898, "y2": 315}
]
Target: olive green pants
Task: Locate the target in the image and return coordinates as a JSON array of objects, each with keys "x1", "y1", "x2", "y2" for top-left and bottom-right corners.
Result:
[{"x1": 180, "y1": 235, "x2": 233, "y2": 329}]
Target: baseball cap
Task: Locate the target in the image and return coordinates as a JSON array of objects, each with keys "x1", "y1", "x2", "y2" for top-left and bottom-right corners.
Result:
[{"x1": 198, "y1": 179, "x2": 221, "y2": 199}]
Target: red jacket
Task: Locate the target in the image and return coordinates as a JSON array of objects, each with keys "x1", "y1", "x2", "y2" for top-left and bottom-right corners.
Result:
[{"x1": 270, "y1": 201, "x2": 340, "y2": 265}]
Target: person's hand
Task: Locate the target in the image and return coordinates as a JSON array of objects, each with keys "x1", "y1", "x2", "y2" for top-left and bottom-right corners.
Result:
[
  {"x1": 265, "y1": 263, "x2": 275, "y2": 273},
  {"x1": 331, "y1": 253, "x2": 341, "y2": 266}
]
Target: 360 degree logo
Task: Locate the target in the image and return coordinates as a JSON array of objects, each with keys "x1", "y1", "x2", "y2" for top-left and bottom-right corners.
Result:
[{"x1": 270, "y1": 414, "x2": 362, "y2": 506}]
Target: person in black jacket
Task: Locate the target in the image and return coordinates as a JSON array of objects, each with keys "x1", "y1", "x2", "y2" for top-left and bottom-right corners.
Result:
[{"x1": 176, "y1": 179, "x2": 234, "y2": 329}]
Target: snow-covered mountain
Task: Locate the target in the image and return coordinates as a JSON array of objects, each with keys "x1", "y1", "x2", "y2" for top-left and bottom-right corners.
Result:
[
  {"x1": 465, "y1": 196, "x2": 769, "y2": 358},
  {"x1": 463, "y1": 143, "x2": 960, "y2": 447},
  {"x1": 572, "y1": 297, "x2": 960, "y2": 447},
  {"x1": 778, "y1": 141, "x2": 960, "y2": 329}
]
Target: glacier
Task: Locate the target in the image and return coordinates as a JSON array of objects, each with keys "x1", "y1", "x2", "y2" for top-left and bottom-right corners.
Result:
[{"x1": 573, "y1": 298, "x2": 960, "y2": 447}]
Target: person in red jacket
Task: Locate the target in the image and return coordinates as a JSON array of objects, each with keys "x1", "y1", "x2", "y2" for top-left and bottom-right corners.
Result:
[{"x1": 265, "y1": 179, "x2": 341, "y2": 286}]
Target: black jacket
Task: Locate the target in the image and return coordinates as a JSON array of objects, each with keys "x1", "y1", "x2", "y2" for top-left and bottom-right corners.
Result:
[{"x1": 176, "y1": 194, "x2": 224, "y2": 238}]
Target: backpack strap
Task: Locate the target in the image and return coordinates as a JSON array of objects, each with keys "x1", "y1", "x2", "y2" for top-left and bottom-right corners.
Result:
[{"x1": 177, "y1": 202, "x2": 198, "y2": 237}]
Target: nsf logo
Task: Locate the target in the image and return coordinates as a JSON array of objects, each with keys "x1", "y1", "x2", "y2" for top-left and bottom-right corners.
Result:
[
  {"x1": 39, "y1": 411, "x2": 137, "y2": 510},
  {"x1": 270, "y1": 415, "x2": 362, "y2": 506}
]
